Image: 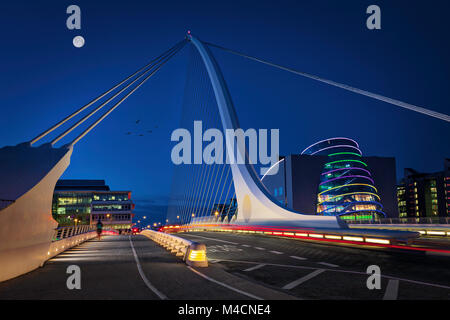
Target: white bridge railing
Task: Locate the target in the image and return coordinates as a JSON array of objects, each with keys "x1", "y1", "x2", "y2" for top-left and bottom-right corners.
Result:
[
  {"x1": 53, "y1": 225, "x2": 96, "y2": 241},
  {"x1": 140, "y1": 229, "x2": 208, "y2": 267}
]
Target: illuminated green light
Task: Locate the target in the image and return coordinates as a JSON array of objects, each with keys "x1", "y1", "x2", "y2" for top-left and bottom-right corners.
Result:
[
  {"x1": 328, "y1": 152, "x2": 362, "y2": 157},
  {"x1": 325, "y1": 159, "x2": 367, "y2": 167},
  {"x1": 340, "y1": 215, "x2": 374, "y2": 220},
  {"x1": 318, "y1": 183, "x2": 378, "y2": 196}
]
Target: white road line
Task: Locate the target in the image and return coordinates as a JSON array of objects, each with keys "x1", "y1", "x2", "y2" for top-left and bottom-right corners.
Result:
[
  {"x1": 183, "y1": 234, "x2": 238, "y2": 245},
  {"x1": 317, "y1": 262, "x2": 339, "y2": 268},
  {"x1": 188, "y1": 266, "x2": 263, "y2": 300},
  {"x1": 270, "y1": 250, "x2": 283, "y2": 255},
  {"x1": 383, "y1": 279, "x2": 399, "y2": 300},
  {"x1": 254, "y1": 247, "x2": 265, "y2": 250},
  {"x1": 129, "y1": 236, "x2": 168, "y2": 300},
  {"x1": 282, "y1": 269, "x2": 325, "y2": 290},
  {"x1": 210, "y1": 259, "x2": 222, "y2": 264},
  {"x1": 242, "y1": 244, "x2": 251, "y2": 247},
  {"x1": 290, "y1": 255, "x2": 307, "y2": 261},
  {"x1": 244, "y1": 264, "x2": 266, "y2": 272},
  {"x1": 210, "y1": 258, "x2": 450, "y2": 290}
]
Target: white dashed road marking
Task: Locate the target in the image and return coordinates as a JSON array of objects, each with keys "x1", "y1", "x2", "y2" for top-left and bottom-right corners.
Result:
[
  {"x1": 183, "y1": 234, "x2": 238, "y2": 245},
  {"x1": 282, "y1": 269, "x2": 326, "y2": 290},
  {"x1": 383, "y1": 279, "x2": 399, "y2": 300},
  {"x1": 243, "y1": 264, "x2": 266, "y2": 272},
  {"x1": 317, "y1": 262, "x2": 339, "y2": 268},
  {"x1": 290, "y1": 255, "x2": 307, "y2": 261},
  {"x1": 209, "y1": 259, "x2": 222, "y2": 264},
  {"x1": 254, "y1": 247, "x2": 265, "y2": 250},
  {"x1": 270, "y1": 250, "x2": 283, "y2": 255},
  {"x1": 188, "y1": 266, "x2": 263, "y2": 300},
  {"x1": 242, "y1": 244, "x2": 251, "y2": 247},
  {"x1": 209, "y1": 258, "x2": 450, "y2": 290}
]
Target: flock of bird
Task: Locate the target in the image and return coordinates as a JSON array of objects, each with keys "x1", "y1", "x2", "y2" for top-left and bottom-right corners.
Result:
[{"x1": 125, "y1": 120, "x2": 158, "y2": 137}]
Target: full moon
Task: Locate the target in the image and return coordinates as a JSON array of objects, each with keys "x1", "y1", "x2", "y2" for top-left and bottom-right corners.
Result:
[{"x1": 73, "y1": 36, "x2": 85, "y2": 48}]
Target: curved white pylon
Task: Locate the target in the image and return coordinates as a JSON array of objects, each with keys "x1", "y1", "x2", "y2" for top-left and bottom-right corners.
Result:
[{"x1": 188, "y1": 35, "x2": 344, "y2": 229}]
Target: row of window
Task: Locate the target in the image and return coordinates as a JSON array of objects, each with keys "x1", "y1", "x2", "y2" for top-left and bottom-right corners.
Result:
[
  {"x1": 93, "y1": 193, "x2": 129, "y2": 201},
  {"x1": 92, "y1": 214, "x2": 131, "y2": 221},
  {"x1": 92, "y1": 204, "x2": 131, "y2": 211}
]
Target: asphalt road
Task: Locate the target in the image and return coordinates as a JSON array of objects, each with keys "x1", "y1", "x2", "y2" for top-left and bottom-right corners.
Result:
[
  {"x1": 0, "y1": 235, "x2": 293, "y2": 300},
  {"x1": 177, "y1": 231, "x2": 450, "y2": 300},
  {"x1": 0, "y1": 233, "x2": 448, "y2": 300}
]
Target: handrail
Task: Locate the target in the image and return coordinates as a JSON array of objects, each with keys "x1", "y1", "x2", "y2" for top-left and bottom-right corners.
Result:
[{"x1": 53, "y1": 225, "x2": 118, "y2": 241}]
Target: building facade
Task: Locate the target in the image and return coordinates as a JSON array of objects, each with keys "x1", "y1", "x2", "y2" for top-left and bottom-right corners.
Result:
[
  {"x1": 397, "y1": 159, "x2": 450, "y2": 219},
  {"x1": 52, "y1": 179, "x2": 134, "y2": 231},
  {"x1": 301, "y1": 138, "x2": 385, "y2": 221},
  {"x1": 261, "y1": 138, "x2": 398, "y2": 221}
]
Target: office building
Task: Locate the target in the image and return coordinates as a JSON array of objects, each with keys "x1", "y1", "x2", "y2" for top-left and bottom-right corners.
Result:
[
  {"x1": 52, "y1": 179, "x2": 134, "y2": 231},
  {"x1": 397, "y1": 159, "x2": 450, "y2": 219}
]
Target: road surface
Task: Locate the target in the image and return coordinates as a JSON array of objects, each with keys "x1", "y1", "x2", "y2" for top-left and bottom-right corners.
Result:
[{"x1": 0, "y1": 233, "x2": 448, "y2": 300}]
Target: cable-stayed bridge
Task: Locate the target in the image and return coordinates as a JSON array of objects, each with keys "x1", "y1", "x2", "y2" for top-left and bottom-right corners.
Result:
[{"x1": 0, "y1": 34, "x2": 449, "y2": 299}]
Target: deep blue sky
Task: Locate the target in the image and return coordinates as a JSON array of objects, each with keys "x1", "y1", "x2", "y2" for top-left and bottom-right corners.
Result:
[{"x1": 1, "y1": 0, "x2": 449, "y2": 224}]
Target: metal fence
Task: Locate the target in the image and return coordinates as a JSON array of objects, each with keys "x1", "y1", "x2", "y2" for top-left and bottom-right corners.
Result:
[{"x1": 53, "y1": 225, "x2": 97, "y2": 241}]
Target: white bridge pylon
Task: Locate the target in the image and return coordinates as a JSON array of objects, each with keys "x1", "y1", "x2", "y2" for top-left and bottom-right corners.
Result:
[
  {"x1": 188, "y1": 35, "x2": 345, "y2": 229},
  {"x1": 0, "y1": 40, "x2": 186, "y2": 281}
]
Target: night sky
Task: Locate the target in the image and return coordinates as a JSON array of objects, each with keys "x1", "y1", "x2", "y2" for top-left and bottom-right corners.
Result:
[{"x1": 0, "y1": 0, "x2": 449, "y2": 224}]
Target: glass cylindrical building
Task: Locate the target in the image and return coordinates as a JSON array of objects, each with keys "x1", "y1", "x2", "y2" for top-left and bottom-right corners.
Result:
[{"x1": 301, "y1": 137, "x2": 385, "y2": 221}]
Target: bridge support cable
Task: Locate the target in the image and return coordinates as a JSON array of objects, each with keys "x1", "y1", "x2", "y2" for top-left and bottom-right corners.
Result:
[
  {"x1": 189, "y1": 62, "x2": 215, "y2": 224},
  {"x1": 166, "y1": 44, "x2": 236, "y2": 226},
  {"x1": 177, "y1": 47, "x2": 203, "y2": 225},
  {"x1": 205, "y1": 42, "x2": 450, "y2": 123},
  {"x1": 30, "y1": 39, "x2": 187, "y2": 145},
  {"x1": 204, "y1": 157, "x2": 228, "y2": 221},
  {"x1": 69, "y1": 42, "x2": 186, "y2": 147},
  {"x1": 51, "y1": 41, "x2": 185, "y2": 146},
  {"x1": 177, "y1": 49, "x2": 206, "y2": 225},
  {"x1": 167, "y1": 46, "x2": 203, "y2": 225}
]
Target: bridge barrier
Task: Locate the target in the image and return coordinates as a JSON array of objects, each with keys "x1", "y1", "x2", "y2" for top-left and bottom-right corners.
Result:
[
  {"x1": 140, "y1": 230, "x2": 208, "y2": 267},
  {"x1": 0, "y1": 225, "x2": 118, "y2": 282},
  {"x1": 159, "y1": 223, "x2": 446, "y2": 252},
  {"x1": 47, "y1": 229, "x2": 97, "y2": 259},
  {"x1": 349, "y1": 224, "x2": 450, "y2": 238},
  {"x1": 47, "y1": 226, "x2": 119, "y2": 259}
]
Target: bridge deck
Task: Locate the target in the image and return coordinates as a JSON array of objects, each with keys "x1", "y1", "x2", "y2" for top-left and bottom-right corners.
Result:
[
  {"x1": 1, "y1": 233, "x2": 448, "y2": 299},
  {"x1": 0, "y1": 235, "x2": 292, "y2": 300}
]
